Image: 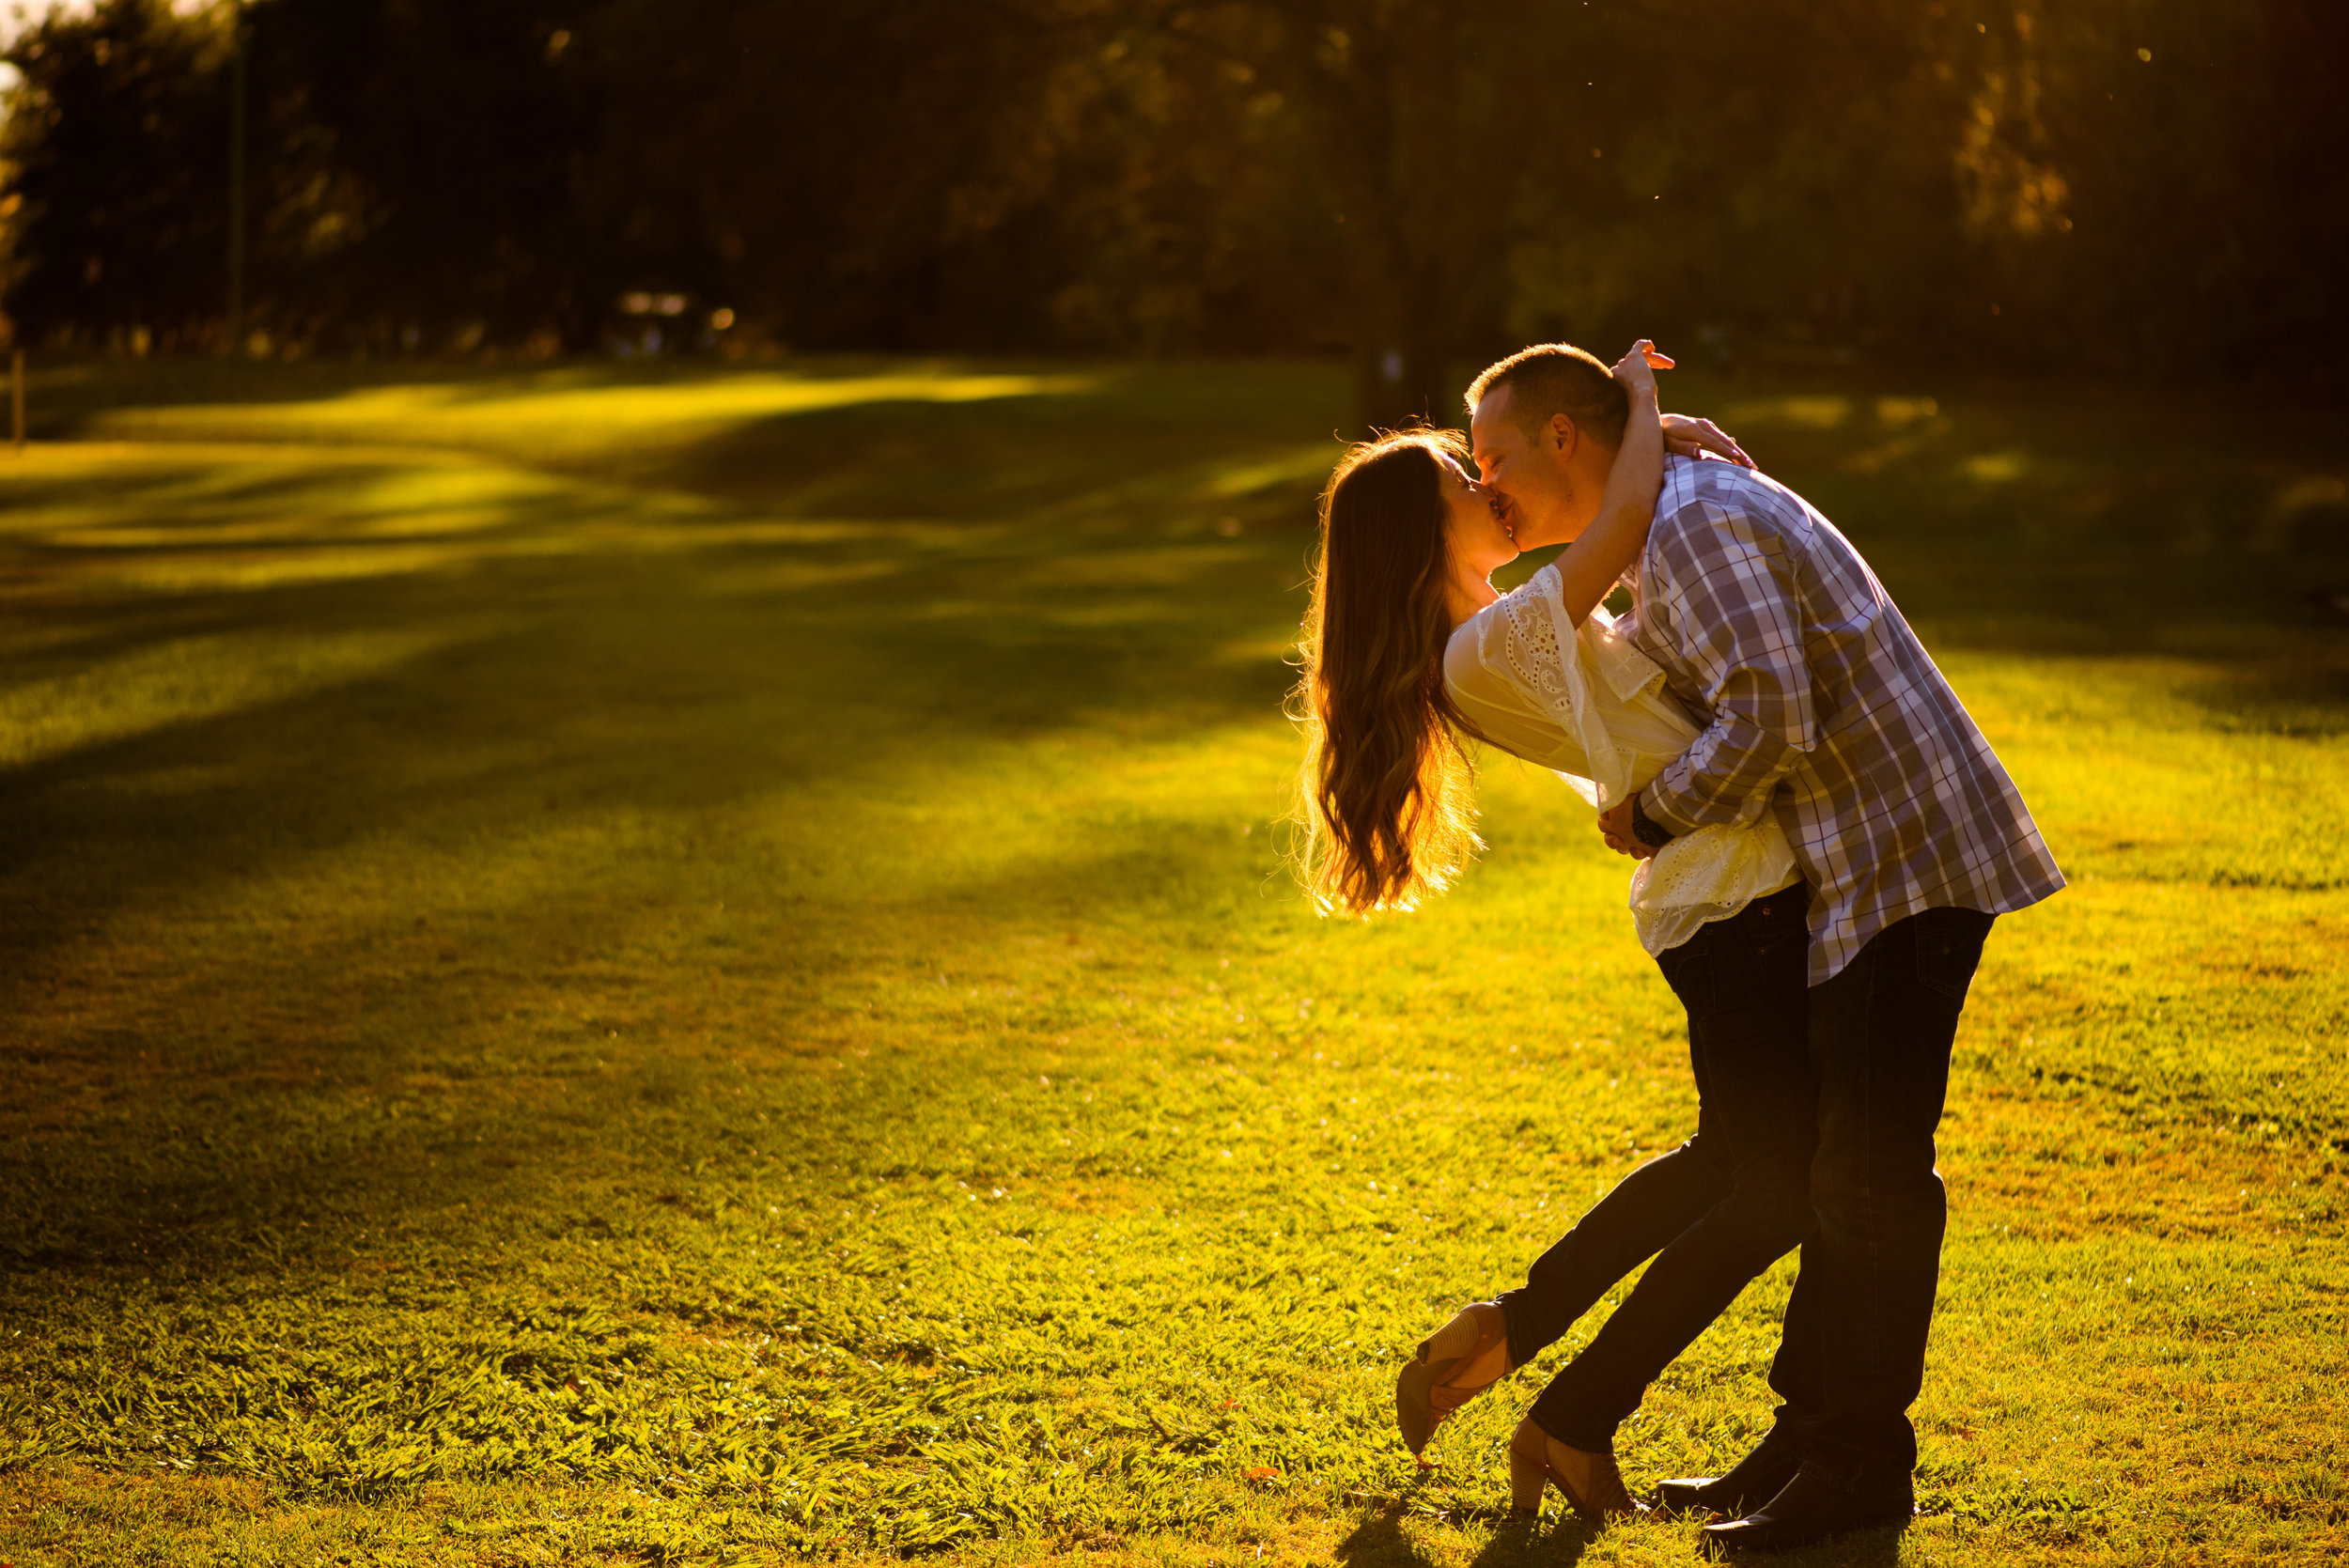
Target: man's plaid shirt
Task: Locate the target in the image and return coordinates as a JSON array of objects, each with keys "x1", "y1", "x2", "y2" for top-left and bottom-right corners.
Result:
[{"x1": 1622, "y1": 456, "x2": 2063, "y2": 984}]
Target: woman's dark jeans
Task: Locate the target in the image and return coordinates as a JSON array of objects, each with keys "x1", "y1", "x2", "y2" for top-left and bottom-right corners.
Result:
[{"x1": 1497, "y1": 878, "x2": 1817, "y2": 1453}]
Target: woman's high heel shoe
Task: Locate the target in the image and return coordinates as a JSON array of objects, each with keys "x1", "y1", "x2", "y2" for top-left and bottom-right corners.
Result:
[
  {"x1": 1393, "y1": 1301, "x2": 1512, "y2": 1458},
  {"x1": 1507, "y1": 1418, "x2": 1645, "y2": 1521}
]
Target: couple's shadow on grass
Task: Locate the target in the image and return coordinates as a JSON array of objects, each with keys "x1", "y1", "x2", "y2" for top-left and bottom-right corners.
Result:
[
  {"x1": 1332, "y1": 1478, "x2": 1908, "y2": 1568},
  {"x1": 1333, "y1": 1479, "x2": 1590, "y2": 1568}
]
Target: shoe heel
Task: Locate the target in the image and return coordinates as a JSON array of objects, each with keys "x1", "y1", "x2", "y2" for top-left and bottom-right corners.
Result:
[{"x1": 1507, "y1": 1421, "x2": 1551, "y2": 1515}]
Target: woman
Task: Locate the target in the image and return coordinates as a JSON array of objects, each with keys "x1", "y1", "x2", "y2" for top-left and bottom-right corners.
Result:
[{"x1": 1293, "y1": 343, "x2": 1806, "y2": 1521}]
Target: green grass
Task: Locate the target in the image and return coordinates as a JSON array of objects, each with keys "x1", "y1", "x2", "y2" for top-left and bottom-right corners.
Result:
[{"x1": 0, "y1": 356, "x2": 2345, "y2": 1567}]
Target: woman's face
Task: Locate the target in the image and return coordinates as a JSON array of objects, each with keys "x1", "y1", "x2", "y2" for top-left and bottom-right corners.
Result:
[{"x1": 1439, "y1": 453, "x2": 1516, "y2": 578}]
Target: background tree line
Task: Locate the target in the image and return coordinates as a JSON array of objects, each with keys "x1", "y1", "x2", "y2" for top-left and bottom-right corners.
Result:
[{"x1": 5, "y1": 0, "x2": 2341, "y2": 423}]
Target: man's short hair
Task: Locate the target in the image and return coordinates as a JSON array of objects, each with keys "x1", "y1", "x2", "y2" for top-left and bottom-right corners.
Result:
[{"x1": 1465, "y1": 343, "x2": 1628, "y2": 450}]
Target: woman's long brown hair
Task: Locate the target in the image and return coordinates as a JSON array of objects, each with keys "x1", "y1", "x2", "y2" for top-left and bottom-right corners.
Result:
[{"x1": 1292, "y1": 429, "x2": 1483, "y2": 915}]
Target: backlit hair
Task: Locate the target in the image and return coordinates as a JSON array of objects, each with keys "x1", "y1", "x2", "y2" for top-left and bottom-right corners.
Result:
[
  {"x1": 1465, "y1": 343, "x2": 1629, "y2": 450},
  {"x1": 1291, "y1": 429, "x2": 1484, "y2": 915}
]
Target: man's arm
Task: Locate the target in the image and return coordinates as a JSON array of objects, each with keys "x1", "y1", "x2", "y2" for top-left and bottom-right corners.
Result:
[{"x1": 1634, "y1": 502, "x2": 1817, "y2": 835}]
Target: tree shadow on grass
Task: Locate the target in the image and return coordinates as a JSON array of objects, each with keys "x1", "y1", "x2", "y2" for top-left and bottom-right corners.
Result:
[
  {"x1": 631, "y1": 368, "x2": 1349, "y2": 520},
  {"x1": 0, "y1": 445, "x2": 1318, "y2": 1283},
  {"x1": 0, "y1": 439, "x2": 1298, "y2": 912},
  {"x1": 0, "y1": 729, "x2": 1296, "y2": 1265},
  {"x1": 33, "y1": 354, "x2": 1357, "y2": 530}
]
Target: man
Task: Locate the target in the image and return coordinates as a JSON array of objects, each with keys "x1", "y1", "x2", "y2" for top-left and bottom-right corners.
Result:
[{"x1": 1467, "y1": 343, "x2": 2063, "y2": 1550}]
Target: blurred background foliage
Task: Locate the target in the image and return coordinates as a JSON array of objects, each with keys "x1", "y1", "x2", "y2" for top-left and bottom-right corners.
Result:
[{"x1": 3, "y1": 0, "x2": 2341, "y2": 425}]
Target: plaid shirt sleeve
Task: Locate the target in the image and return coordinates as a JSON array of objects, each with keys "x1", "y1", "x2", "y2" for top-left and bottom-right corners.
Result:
[
  {"x1": 1624, "y1": 458, "x2": 2063, "y2": 982},
  {"x1": 1637, "y1": 499, "x2": 1815, "y2": 834}
]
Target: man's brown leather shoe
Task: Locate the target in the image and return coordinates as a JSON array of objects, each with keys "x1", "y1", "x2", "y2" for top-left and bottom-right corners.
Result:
[
  {"x1": 1651, "y1": 1436, "x2": 1800, "y2": 1518},
  {"x1": 1701, "y1": 1463, "x2": 1913, "y2": 1553}
]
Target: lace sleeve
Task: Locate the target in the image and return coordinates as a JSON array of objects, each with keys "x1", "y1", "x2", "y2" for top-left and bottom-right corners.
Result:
[
  {"x1": 1482, "y1": 565, "x2": 1639, "y2": 810},
  {"x1": 1480, "y1": 568, "x2": 1798, "y2": 957}
]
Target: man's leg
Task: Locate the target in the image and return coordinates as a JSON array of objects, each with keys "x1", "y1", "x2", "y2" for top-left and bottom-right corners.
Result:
[
  {"x1": 1705, "y1": 906, "x2": 1995, "y2": 1550},
  {"x1": 1800, "y1": 906, "x2": 1993, "y2": 1480},
  {"x1": 1759, "y1": 1236, "x2": 1828, "y2": 1448}
]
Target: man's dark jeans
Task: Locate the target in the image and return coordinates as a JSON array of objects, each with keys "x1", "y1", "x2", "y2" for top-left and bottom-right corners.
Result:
[
  {"x1": 1774, "y1": 901, "x2": 1995, "y2": 1483},
  {"x1": 1494, "y1": 889, "x2": 1994, "y2": 1483}
]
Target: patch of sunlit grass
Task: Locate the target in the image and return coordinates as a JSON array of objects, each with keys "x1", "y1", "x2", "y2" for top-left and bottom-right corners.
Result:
[{"x1": 82, "y1": 369, "x2": 1107, "y2": 463}]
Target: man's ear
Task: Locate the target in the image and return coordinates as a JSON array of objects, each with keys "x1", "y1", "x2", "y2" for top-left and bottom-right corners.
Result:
[{"x1": 1548, "y1": 412, "x2": 1579, "y2": 458}]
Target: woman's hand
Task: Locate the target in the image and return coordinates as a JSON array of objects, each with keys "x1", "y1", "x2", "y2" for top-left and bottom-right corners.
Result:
[
  {"x1": 1611, "y1": 339, "x2": 1671, "y2": 405},
  {"x1": 1613, "y1": 339, "x2": 1752, "y2": 466},
  {"x1": 1661, "y1": 413, "x2": 1754, "y2": 468}
]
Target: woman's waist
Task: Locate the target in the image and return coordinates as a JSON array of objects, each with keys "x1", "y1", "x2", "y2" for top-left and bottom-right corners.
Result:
[{"x1": 1638, "y1": 811, "x2": 1799, "y2": 894}]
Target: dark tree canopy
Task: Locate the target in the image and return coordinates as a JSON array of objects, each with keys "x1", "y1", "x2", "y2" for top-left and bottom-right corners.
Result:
[
  {"x1": 3, "y1": 0, "x2": 2341, "y2": 403},
  {"x1": 1, "y1": 0, "x2": 233, "y2": 352}
]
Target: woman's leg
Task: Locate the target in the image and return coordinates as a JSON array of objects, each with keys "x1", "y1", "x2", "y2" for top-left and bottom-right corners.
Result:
[
  {"x1": 1525, "y1": 880, "x2": 1817, "y2": 1452},
  {"x1": 1494, "y1": 1122, "x2": 1730, "y2": 1369},
  {"x1": 1491, "y1": 884, "x2": 1789, "y2": 1367}
]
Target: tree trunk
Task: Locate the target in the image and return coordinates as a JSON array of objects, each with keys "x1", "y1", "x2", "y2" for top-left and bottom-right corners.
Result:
[{"x1": 1259, "y1": 0, "x2": 1532, "y2": 434}]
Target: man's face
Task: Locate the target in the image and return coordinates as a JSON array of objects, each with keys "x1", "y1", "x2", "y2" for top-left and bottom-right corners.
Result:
[{"x1": 1470, "y1": 385, "x2": 1581, "y2": 551}]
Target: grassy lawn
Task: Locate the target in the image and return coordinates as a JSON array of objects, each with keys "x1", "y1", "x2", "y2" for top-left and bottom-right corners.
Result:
[{"x1": 1, "y1": 355, "x2": 2344, "y2": 1567}]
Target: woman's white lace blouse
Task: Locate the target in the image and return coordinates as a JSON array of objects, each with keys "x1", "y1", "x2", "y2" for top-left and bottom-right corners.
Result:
[{"x1": 1443, "y1": 560, "x2": 1799, "y2": 955}]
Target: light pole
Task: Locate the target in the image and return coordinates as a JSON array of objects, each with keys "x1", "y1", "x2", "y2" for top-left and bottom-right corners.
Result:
[{"x1": 226, "y1": 0, "x2": 246, "y2": 354}]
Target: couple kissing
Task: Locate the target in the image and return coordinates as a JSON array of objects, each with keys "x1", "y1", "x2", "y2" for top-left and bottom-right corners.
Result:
[{"x1": 1294, "y1": 341, "x2": 2063, "y2": 1550}]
